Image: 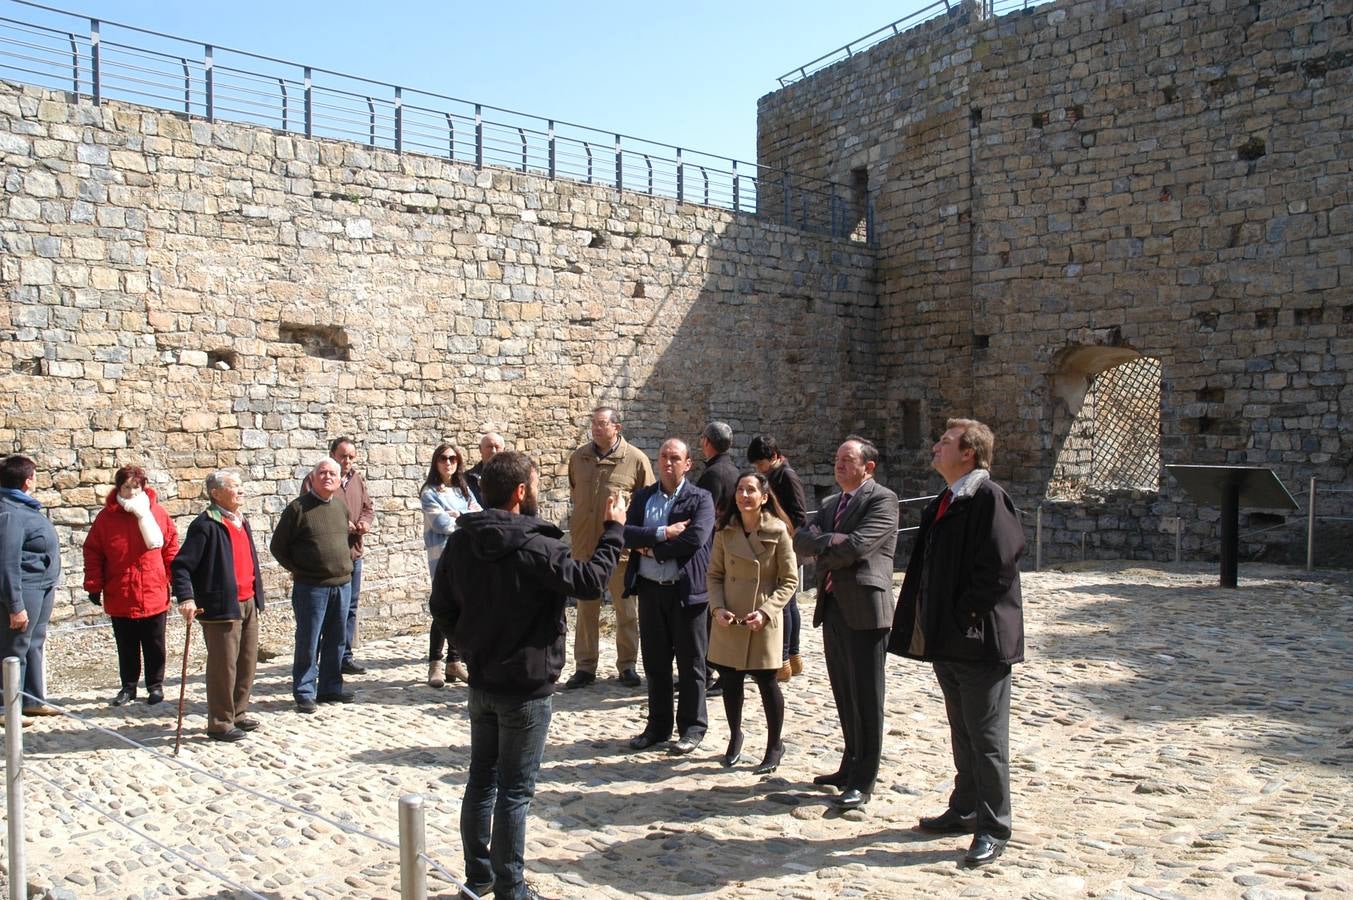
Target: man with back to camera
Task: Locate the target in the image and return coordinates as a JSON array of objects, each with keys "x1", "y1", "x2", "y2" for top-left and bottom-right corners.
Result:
[
  {"x1": 301, "y1": 437, "x2": 374, "y2": 676},
  {"x1": 889, "y1": 418, "x2": 1025, "y2": 868},
  {"x1": 696, "y1": 421, "x2": 739, "y2": 519},
  {"x1": 430, "y1": 450, "x2": 624, "y2": 900},
  {"x1": 272, "y1": 458, "x2": 354, "y2": 713},
  {"x1": 565, "y1": 406, "x2": 653, "y2": 690},
  {"x1": 793, "y1": 435, "x2": 899, "y2": 811}
]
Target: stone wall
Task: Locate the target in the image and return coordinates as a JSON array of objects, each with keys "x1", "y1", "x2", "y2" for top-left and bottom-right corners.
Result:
[
  {"x1": 759, "y1": 0, "x2": 1352, "y2": 564},
  {"x1": 0, "y1": 80, "x2": 878, "y2": 622}
]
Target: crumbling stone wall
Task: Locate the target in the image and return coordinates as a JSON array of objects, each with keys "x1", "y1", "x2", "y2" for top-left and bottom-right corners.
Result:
[
  {"x1": 0, "y1": 81, "x2": 879, "y2": 622},
  {"x1": 759, "y1": 0, "x2": 1352, "y2": 563}
]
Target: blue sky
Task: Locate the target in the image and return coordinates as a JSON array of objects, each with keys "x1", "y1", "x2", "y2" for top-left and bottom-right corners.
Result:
[{"x1": 7, "y1": 0, "x2": 936, "y2": 165}]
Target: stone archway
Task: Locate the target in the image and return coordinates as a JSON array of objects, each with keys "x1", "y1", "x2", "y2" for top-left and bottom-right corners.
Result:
[{"x1": 1048, "y1": 346, "x2": 1162, "y2": 500}]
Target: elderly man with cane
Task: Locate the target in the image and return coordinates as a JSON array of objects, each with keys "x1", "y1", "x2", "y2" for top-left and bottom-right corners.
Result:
[{"x1": 171, "y1": 470, "x2": 265, "y2": 743}]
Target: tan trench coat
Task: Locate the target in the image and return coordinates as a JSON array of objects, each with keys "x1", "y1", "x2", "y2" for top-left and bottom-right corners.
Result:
[
  {"x1": 567, "y1": 436, "x2": 653, "y2": 559},
  {"x1": 707, "y1": 512, "x2": 799, "y2": 671}
]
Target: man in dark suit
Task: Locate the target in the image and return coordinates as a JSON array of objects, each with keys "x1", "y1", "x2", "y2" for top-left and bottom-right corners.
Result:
[
  {"x1": 696, "y1": 421, "x2": 739, "y2": 518},
  {"x1": 793, "y1": 436, "x2": 899, "y2": 810},
  {"x1": 889, "y1": 418, "x2": 1025, "y2": 867},
  {"x1": 623, "y1": 438, "x2": 716, "y2": 754}
]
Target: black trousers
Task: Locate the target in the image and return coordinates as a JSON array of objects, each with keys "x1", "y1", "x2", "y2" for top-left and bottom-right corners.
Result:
[
  {"x1": 636, "y1": 579, "x2": 708, "y2": 741},
  {"x1": 110, "y1": 612, "x2": 167, "y2": 690},
  {"x1": 820, "y1": 596, "x2": 888, "y2": 793},
  {"x1": 934, "y1": 660, "x2": 1013, "y2": 839}
]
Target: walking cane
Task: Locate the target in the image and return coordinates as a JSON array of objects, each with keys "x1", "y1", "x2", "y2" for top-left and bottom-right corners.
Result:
[{"x1": 173, "y1": 609, "x2": 195, "y2": 756}]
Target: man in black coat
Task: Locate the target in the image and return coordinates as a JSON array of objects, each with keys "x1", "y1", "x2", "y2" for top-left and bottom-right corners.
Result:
[
  {"x1": 696, "y1": 421, "x2": 739, "y2": 519},
  {"x1": 889, "y1": 417, "x2": 1025, "y2": 868},
  {"x1": 430, "y1": 451, "x2": 623, "y2": 900}
]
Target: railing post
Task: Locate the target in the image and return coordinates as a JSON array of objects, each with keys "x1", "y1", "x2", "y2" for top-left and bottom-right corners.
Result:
[
  {"x1": 474, "y1": 104, "x2": 483, "y2": 169},
  {"x1": 68, "y1": 33, "x2": 79, "y2": 95},
  {"x1": 5, "y1": 657, "x2": 26, "y2": 900},
  {"x1": 90, "y1": 19, "x2": 100, "y2": 105},
  {"x1": 303, "y1": 67, "x2": 313, "y2": 138},
  {"x1": 518, "y1": 127, "x2": 527, "y2": 172},
  {"x1": 614, "y1": 134, "x2": 622, "y2": 192},
  {"x1": 279, "y1": 78, "x2": 288, "y2": 131},
  {"x1": 1034, "y1": 506, "x2": 1043, "y2": 571},
  {"x1": 547, "y1": 120, "x2": 556, "y2": 179},
  {"x1": 1307, "y1": 477, "x2": 1316, "y2": 571},
  {"x1": 1175, "y1": 516, "x2": 1183, "y2": 564},
  {"x1": 732, "y1": 161, "x2": 739, "y2": 213},
  {"x1": 676, "y1": 148, "x2": 684, "y2": 203},
  {"x1": 445, "y1": 112, "x2": 455, "y2": 161},
  {"x1": 204, "y1": 45, "x2": 214, "y2": 122},
  {"x1": 181, "y1": 58, "x2": 190, "y2": 114},
  {"x1": 394, "y1": 87, "x2": 403, "y2": 154},
  {"x1": 398, "y1": 794, "x2": 427, "y2": 900},
  {"x1": 366, "y1": 96, "x2": 375, "y2": 148}
]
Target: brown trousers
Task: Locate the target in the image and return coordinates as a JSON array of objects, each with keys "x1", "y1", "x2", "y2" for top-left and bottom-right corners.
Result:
[
  {"x1": 199, "y1": 599, "x2": 259, "y2": 734},
  {"x1": 572, "y1": 559, "x2": 637, "y2": 674}
]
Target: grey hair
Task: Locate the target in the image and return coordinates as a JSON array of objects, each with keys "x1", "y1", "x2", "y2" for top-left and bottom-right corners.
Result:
[
  {"x1": 702, "y1": 421, "x2": 733, "y2": 453},
  {"x1": 313, "y1": 457, "x2": 340, "y2": 474},
  {"x1": 204, "y1": 470, "x2": 241, "y2": 493}
]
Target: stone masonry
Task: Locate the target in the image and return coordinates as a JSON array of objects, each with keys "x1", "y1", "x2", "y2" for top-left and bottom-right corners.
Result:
[
  {"x1": 0, "y1": 79, "x2": 877, "y2": 624},
  {"x1": 759, "y1": 0, "x2": 1352, "y2": 564}
]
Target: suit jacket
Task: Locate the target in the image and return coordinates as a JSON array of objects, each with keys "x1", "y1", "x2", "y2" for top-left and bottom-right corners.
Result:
[
  {"x1": 622, "y1": 480, "x2": 715, "y2": 606},
  {"x1": 793, "y1": 476, "x2": 899, "y2": 630},
  {"x1": 696, "y1": 452, "x2": 740, "y2": 518}
]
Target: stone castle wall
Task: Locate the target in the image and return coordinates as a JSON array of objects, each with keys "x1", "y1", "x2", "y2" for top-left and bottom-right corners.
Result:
[
  {"x1": 0, "y1": 80, "x2": 879, "y2": 622},
  {"x1": 759, "y1": 0, "x2": 1352, "y2": 564}
]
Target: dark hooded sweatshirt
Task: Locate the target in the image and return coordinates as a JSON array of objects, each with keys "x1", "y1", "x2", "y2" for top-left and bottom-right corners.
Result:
[{"x1": 430, "y1": 508, "x2": 623, "y2": 699}]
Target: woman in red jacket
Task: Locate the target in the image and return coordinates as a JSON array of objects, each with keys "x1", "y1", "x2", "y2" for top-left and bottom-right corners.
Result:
[{"x1": 83, "y1": 466, "x2": 180, "y2": 706}]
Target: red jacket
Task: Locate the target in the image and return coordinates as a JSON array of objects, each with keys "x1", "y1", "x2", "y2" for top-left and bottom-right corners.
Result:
[{"x1": 82, "y1": 487, "x2": 180, "y2": 618}]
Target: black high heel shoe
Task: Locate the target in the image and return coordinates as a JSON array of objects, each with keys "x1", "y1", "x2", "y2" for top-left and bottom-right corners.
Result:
[
  {"x1": 753, "y1": 742, "x2": 784, "y2": 775},
  {"x1": 723, "y1": 732, "x2": 744, "y2": 767}
]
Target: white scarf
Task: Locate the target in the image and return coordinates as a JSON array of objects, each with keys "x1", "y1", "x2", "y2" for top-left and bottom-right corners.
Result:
[{"x1": 117, "y1": 490, "x2": 165, "y2": 550}]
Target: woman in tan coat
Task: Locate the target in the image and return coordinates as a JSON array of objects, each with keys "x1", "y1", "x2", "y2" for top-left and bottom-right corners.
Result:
[{"x1": 708, "y1": 470, "x2": 799, "y2": 774}]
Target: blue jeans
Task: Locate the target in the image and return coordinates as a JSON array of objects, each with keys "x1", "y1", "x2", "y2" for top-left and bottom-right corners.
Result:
[
  {"x1": 291, "y1": 580, "x2": 350, "y2": 701},
  {"x1": 343, "y1": 557, "x2": 362, "y2": 664},
  {"x1": 460, "y1": 688, "x2": 552, "y2": 899}
]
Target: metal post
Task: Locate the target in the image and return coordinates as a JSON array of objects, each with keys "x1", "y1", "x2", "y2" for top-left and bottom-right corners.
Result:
[
  {"x1": 181, "y1": 58, "x2": 190, "y2": 113},
  {"x1": 204, "y1": 45, "x2": 214, "y2": 122},
  {"x1": 547, "y1": 120, "x2": 555, "y2": 179},
  {"x1": 1219, "y1": 477, "x2": 1240, "y2": 588},
  {"x1": 5, "y1": 656, "x2": 27, "y2": 900},
  {"x1": 474, "y1": 104, "x2": 483, "y2": 169},
  {"x1": 90, "y1": 19, "x2": 100, "y2": 105},
  {"x1": 1175, "y1": 516, "x2": 1182, "y2": 564},
  {"x1": 732, "y1": 161, "x2": 739, "y2": 213},
  {"x1": 1034, "y1": 506, "x2": 1043, "y2": 571},
  {"x1": 1306, "y1": 477, "x2": 1315, "y2": 571},
  {"x1": 614, "y1": 134, "x2": 622, "y2": 192},
  {"x1": 303, "y1": 67, "x2": 313, "y2": 138},
  {"x1": 676, "y1": 148, "x2": 684, "y2": 203},
  {"x1": 279, "y1": 78, "x2": 288, "y2": 131},
  {"x1": 366, "y1": 97, "x2": 375, "y2": 148},
  {"x1": 398, "y1": 794, "x2": 427, "y2": 900},
  {"x1": 394, "y1": 87, "x2": 402, "y2": 154}
]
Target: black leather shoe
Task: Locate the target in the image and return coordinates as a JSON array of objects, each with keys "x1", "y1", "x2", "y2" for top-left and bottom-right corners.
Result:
[
  {"x1": 628, "y1": 732, "x2": 665, "y2": 751},
  {"x1": 963, "y1": 833, "x2": 1007, "y2": 867},
  {"x1": 617, "y1": 668, "x2": 642, "y2": 687},
  {"x1": 723, "y1": 732, "x2": 744, "y2": 767},
  {"x1": 835, "y1": 788, "x2": 870, "y2": 810},
  {"x1": 812, "y1": 770, "x2": 849, "y2": 789},
  {"x1": 706, "y1": 676, "x2": 723, "y2": 698},
  {"x1": 671, "y1": 734, "x2": 703, "y2": 754},
  {"x1": 458, "y1": 880, "x2": 493, "y2": 899},
  {"x1": 564, "y1": 670, "x2": 595, "y2": 690},
  {"x1": 295, "y1": 698, "x2": 318, "y2": 714},
  {"x1": 209, "y1": 727, "x2": 247, "y2": 743},
  {"x1": 919, "y1": 808, "x2": 977, "y2": 834},
  {"x1": 753, "y1": 742, "x2": 784, "y2": 775},
  {"x1": 146, "y1": 687, "x2": 164, "y2": 705},
  {"x1": 235, "y1": 717, "x2": 261, "y2": 732},
  {"x1": 316, "y1": 691, "x2": 356, "y2": 704},
  {"x1": 341, "y1": 659, "x2": 368, "y2": 676},
  {"x1": 111, "y1": 686, "x2": 136, "y2": 707}
]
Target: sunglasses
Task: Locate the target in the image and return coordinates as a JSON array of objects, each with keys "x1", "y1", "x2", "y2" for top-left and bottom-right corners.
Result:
[{"x1": 437, "y1": 454, "x2": 458, "y2": 462}]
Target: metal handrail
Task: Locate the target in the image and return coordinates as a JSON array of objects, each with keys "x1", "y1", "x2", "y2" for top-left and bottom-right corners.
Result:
[{"x1": 1, "y1": 0, "x2": 872, "y2": 244}]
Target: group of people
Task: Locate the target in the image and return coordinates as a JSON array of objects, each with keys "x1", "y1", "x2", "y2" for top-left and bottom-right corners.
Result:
[
  {"x1": 0, "y1": 410, "x2": 1026, "y2": 900},
  {"x1": 430, "y1": 409, "x2": 1026, "y2": 899}
]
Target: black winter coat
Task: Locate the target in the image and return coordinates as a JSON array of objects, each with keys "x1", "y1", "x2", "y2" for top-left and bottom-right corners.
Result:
[
  {"x1": 170, "y1": 510, "x2": 265, "y2": 621},
  {"x1": 889, "y1": 475, "x2": 1025, "y2": 665},
  {"x1": 431, "y1": 509, "x2": 623, "y2": 698}
]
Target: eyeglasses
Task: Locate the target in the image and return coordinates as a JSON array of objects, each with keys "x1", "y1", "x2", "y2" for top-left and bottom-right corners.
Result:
[{"x1": 437, "y1": 454, "x2": 457, "y2": 462}]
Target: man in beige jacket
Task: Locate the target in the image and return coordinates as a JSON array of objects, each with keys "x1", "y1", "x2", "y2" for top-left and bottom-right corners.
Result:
[{"x1": 565, "y1": 407, "x2": 653, "y2": 689}]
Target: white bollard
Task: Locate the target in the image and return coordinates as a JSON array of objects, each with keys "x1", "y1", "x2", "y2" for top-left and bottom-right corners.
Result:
[
  {"x1": 398, "y1": 793, "x2": 427, "y2": 900},
  {"x1": 5, "y1": 656, "x2": 26, "y2": 900}
]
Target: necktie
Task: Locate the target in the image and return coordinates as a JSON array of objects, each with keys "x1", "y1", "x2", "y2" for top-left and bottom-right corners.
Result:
[
  {"x1": 933, "y1": 489, "x2": 952, "y2": 523},
  {"x1": 823, "y1": 492, "x2": 852, "y2": 595}
]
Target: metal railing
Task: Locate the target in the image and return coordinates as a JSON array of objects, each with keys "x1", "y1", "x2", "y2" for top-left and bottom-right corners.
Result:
[
  {"x1": 776, "y1": 0, "x2": 1053, "y2": 87},
  {"x1": 0, "y1": 0, "x2": 871, "y2": 244}
]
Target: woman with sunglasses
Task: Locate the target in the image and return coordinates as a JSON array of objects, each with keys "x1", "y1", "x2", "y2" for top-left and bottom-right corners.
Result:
[
  {"x1": 420, "y1": 443, "x2": 480, "y2": 686},
  {"x1": 707, "y1": 469, "x2": 798, "y2": 774}
]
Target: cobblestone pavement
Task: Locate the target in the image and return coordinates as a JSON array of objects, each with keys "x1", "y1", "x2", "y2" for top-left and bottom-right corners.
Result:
[{"x1": 6, "y1": 562, "x2": 1352, "y2": 898}]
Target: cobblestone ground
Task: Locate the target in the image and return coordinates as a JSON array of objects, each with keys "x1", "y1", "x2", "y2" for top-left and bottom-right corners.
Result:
[{"x1": 5, "y1": 562, "x2": 1351, "y2": 899}]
